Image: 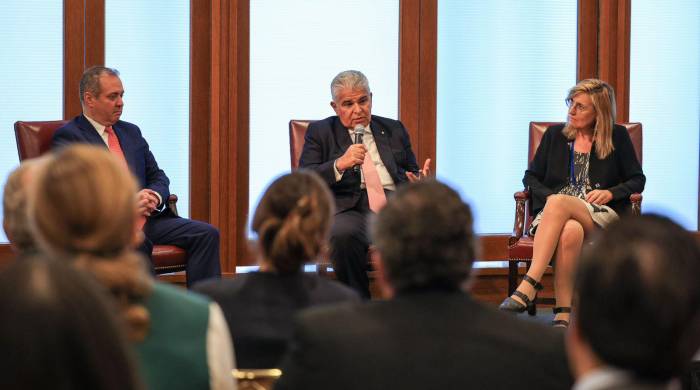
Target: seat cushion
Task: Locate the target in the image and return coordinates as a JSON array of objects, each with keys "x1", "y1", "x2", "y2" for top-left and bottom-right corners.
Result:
[
  {"x1": 152, "y1": 245, "x2": 187, "y2": 271},
  {"x1": 508, "y1": 236, "x2": 534, "y2": 260}
]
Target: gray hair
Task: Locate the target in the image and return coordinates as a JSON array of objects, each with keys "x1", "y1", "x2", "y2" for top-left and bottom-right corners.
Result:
[
  {"x1": 79, "y1": 66, "x2": 120, "y2": 103},
  {"x1": 330, "y1": 70, "x2": 370, "y2": 101},
  {"x1": 370, "y1": 179, "x2": 476, "y2": 293}
]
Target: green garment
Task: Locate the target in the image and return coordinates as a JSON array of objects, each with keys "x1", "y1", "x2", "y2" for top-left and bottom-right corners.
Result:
[{"x1": 135, "y1": 282, "x2": 211, "y2": 390}]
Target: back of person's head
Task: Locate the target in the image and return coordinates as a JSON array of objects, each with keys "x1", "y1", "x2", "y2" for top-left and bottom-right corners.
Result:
[
  {"x1": 252, "y1": 170, "x2": 334, "y2": 274},
  {"x1": 27, "y1": 145, "x2": 152, "y2": 341},
  {"x1": 575, "y1": 214, "x2": 700, "y2": 382},
  {"x1": 370, "y1": 179, "x2": 476, "y2": 293},
  {"x1": 29, "y1": 145, "x2": 137, "y2": 259},
  {"x1": 0, "y1": 257, "x2": 143, "y2": 390},
  {"x1": 2, "y1": 159, "x2": 46, "y2": 255}
]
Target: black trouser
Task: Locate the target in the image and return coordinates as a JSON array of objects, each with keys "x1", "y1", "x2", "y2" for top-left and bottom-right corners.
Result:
[
  {"x1": 330, "y1": 190, "x2": 374, "y2": 299},
  {"x1": 137, "y1": 210, "x2": 221, "y2": 287}
]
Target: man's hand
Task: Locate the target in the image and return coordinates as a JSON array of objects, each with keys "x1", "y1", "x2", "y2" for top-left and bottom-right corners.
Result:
[
  {"x1": 336, "y1": 144, "x2": 367, "y2": 172},
  {"x1": 406, "y1": 158, "x2": 431, "y2": 182},
  {"x1": 585, "y1": 189, "x2": 613, "y2": 205},
  {"x1": 137, "y1": 189, "x2": 160, "y2": 217}
]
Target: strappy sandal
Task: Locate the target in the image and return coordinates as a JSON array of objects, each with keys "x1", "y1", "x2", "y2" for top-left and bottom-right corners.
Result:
[
  {"x1": 552, "y1": 307, "x2": 572, "y2": 327},
  {"x1": 498, "y1": 274, "x2": 543, "y2": 313}
]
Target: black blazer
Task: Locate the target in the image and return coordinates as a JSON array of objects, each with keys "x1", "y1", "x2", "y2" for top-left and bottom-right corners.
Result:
[
  {"x1": 524, "y1": 124, "x2": 645, "y2": 216},
  {"x1": 193, "y1": 272, "x2": 359, "y2": 369},
  {"x1": 276, "y1": 290, "x2": 573, "y2": 390},
  {"x1": 299, "y1": 115, "x2": 419, "y2": 213}
]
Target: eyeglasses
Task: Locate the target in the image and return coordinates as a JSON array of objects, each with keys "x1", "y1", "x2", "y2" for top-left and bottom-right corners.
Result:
[{"x1": 566, "y1": 100, "x2": 591, "y2": 113}]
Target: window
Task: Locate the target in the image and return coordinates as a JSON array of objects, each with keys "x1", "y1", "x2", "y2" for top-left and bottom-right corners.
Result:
[
  {"x1": 630, "y1": 0, "x2": 700, "y2": 229},
  {"x1": 436, "y1": 1, "x2": 577, "y2": 234},
  {"x1": 249, "y1": 0, "x2": 399, "y2": 234},
  {"x1": 106, "y1": 0, "x2": 191, "y2": 216},
  {"x1": 0, "y1": 2, "x2": 63, "y2": 242}
]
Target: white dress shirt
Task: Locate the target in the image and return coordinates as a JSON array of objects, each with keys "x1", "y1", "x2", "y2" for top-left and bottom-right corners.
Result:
[{"x1": 334, "y1": 124, "x2": 396, "y2": 191}]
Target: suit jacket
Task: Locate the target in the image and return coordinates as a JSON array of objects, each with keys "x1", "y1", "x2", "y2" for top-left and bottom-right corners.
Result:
[
  {"x1": 52, "y1": 115, "x2": 170, "y2": 205},
  {"x1": 524, "y1": 124, "x2": 645, "y2": 216},
  {"x1": 299, "y1": 115, "x2": 419, "y2": 213},
  {"x1": 193, "y1": 272, "x2": 360, "y2": 368},
  {"x1": 276, "y1": 290, "x2": 574, "y2": 390}
]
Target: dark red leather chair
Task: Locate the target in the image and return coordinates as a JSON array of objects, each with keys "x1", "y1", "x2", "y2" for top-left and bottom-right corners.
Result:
[
  {"x1": 507, "y1": 121, "x2": 643, "y2": 314},
  {"x1": 13, "y1": 120, "x2": 187, "y2": 274},
  {"x1": 289, "y1": 119, "x2": 314, "y2": 171}
]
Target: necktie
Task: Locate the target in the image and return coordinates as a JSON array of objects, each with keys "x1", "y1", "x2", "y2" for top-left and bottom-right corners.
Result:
[
  {"x1": 104, "y1": 126, "x2": 127, "y2": 167},
  {"x1": 362, "y1": 152, "x2": 387, "y2": 212},
  {"x1": 105, "y1": 126, "x2": 145, "y2": 228}
]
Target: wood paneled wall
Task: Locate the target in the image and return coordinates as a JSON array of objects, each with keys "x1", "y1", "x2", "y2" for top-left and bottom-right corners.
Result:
[
  {"x1": 576, "y1": 0, "x2": 632, "y2": 121},
  {"x1": 63, "y1": 0, "x2": 105, "y2": 118},
  {"x1": 0, "y1": 0, "x2": 673, "y2": 268}
]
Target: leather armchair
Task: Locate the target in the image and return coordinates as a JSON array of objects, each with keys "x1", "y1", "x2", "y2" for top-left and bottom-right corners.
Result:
[
  {"x1": 507, "y1": 121, "x2": 643, "y2": 314},
  {"x1": 289, "y1": 119, "x2": 314, "y2": 170},
  {"x1": 13, "y1": 120, "x2": 187, "y2": 274}
]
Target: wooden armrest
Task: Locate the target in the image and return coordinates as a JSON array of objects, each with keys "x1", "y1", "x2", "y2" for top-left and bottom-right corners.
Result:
[
  {"x1": 514, "y1": 190, "x2": 529, "y2": 200},
  {"x1": 511, "y1": 189, "x2": 529, "y2": 239},
  {"x1": 167, "y1": 194, "x2": 179, "y2": 216},
  {"x1": 630, "y1": 193, "x2": 642, "y2": 216}
]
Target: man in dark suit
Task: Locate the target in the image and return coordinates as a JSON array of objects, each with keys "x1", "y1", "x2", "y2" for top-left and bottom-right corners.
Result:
[
  {"x1": 52, "y1": 66, "x2": 220, "y2": 286},
  {"x1": 567, "y1": 215, "x2": 700, "y2": 390},
  {"x1": 299, "y1": 70, "x2": 429, "y2": 298},
  {"x1": 276, "y1": 180, "x2": 573, "y2": 390}
]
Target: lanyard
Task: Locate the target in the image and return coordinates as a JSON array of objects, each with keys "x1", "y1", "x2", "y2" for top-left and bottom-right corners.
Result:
[{"x1": 569, "y1": 140, "x2": 576, "y2": 185}]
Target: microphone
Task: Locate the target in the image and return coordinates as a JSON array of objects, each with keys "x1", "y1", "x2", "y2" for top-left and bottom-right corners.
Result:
[{"x1": 352, "y1": 125, "x2": 365, "y2": 173}]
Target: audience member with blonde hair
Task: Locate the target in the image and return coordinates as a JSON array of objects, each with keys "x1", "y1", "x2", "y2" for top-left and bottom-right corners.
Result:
[
  {"x1": 2, "y1": 158, "x2": 47, "y2": 257},
  {"x1": 0, "y1": 257, "x2": 143, "y2": 390},
  {"x1": 195, "y1": 170, "x2": 359, "y2": 368},
  {"x1": 500, "y1": 79, "x2": 646, "y2": 327},
  {"x1": 26, "y1": 145, "x2": 236, "y2": 390}
]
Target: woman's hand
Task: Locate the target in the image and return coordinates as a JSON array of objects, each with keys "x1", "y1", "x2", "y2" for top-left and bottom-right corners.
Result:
[{"x1": 586, "y1": 189, "x2": 613, "y2": 205}]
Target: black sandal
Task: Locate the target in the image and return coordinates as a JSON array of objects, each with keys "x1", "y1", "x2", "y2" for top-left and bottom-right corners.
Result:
[
  {"x1": 552, "y1": 307, "x2": 571, "y2": 327},
  {"x1": 499, "y1": 275, "x2": 543, "y2": 313}
]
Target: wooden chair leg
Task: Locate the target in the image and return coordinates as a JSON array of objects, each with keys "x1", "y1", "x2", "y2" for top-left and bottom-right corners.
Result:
[{"x1": 508, "y1": 261, "x2": 519, "y2": 296}]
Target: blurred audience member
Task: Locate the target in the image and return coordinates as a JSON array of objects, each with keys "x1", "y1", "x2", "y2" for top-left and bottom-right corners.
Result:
[
  {"x1": 0, "y1": 257, "x2": 143, "y2": 390},
  {"x1": 276, "y1": 180, "x2": 572, "y2": 390},
  {"x1": 2, "y1": 158, "x2": 47, "y2": 257},
  {"x1": 195, "y1": 171, "x2": 359, "y2": 368},
  {"x1": 568, "y1": 215, "x2": 700, "y2": 390},
  {"x1": 27, "y1": 145, "x2": 236, "y2": 390}
]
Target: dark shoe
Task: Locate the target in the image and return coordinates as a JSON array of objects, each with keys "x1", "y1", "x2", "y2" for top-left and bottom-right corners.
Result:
[
  {"x1": 499, "y1": 275, "x2": 543, "y2": 313},
  {"x1": 552, "y1": 307, "x2": 571, "y2": 327}
]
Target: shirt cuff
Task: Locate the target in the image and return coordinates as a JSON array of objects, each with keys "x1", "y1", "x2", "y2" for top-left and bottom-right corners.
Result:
[{"x1": 333, "y1": 159, "x2": 344, "y2": 182}]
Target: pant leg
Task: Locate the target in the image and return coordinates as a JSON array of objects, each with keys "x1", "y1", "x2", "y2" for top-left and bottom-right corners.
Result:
[
  {"x1": 330, "y1": 194, "x2": 372, "y2": 299},
  {"x1": 144, "y1": 214, "x2": 221, "y2": 287}
]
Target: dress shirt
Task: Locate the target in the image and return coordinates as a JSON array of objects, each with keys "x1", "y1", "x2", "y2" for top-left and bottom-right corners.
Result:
[
  {"x1": 84, "y1": 114, "x2": 163, "y2": 206},
  {"x1": 334, "y1": 124, "x2": 396, "y2": 191}
]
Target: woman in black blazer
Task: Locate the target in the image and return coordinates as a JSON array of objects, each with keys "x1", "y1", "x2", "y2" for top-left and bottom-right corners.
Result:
[
  {"x1": 194, "y1": 171, "x2": 360, "y2": 368},
  {"x1": 499, "y1": 79, "x2": 645, "y2": 326}
]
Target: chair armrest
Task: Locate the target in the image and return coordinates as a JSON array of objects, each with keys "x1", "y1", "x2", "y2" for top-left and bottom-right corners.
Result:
[
  {"x1": 630, "y1": 193, "x2": 642, "y2": 216},
  {"x1": 511, "y1": 190, "x2": 529, "y2": 242},
  {"x1": 167, "y1": 194, "x2": 179, "y2": 216}
]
